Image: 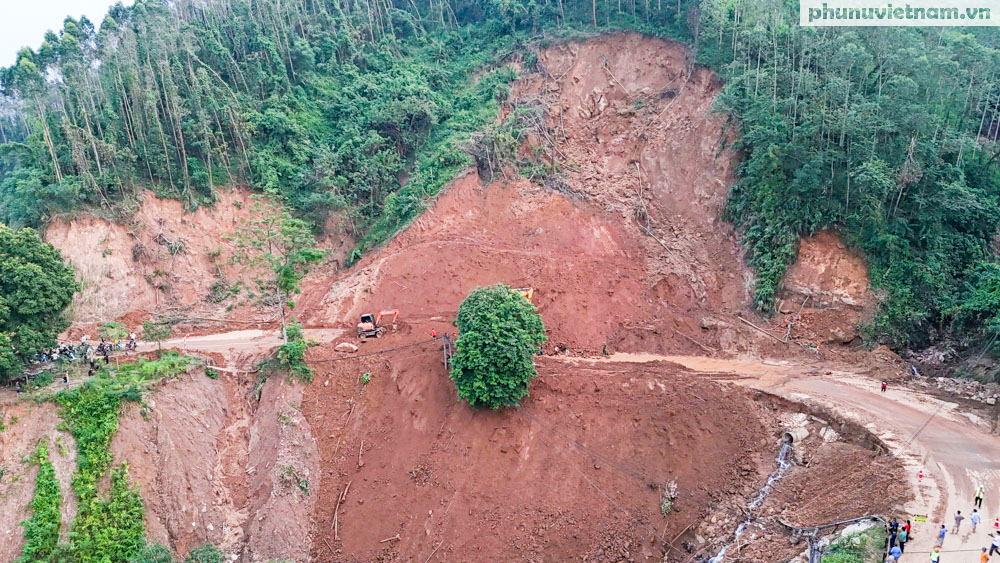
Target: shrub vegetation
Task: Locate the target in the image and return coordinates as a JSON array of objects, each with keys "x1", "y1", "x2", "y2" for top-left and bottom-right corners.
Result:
[{"x1": 19, "y1": 352, "x2": 199, "y2": 562}]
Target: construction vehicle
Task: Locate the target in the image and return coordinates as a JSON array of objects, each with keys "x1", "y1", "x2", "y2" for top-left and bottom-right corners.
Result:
[
  {"x1": 515, "y1": 287, "x2": 535, "y2": 302},
  {"x1": 357, "y1": 309, "x2": 399, "y2": 339}
]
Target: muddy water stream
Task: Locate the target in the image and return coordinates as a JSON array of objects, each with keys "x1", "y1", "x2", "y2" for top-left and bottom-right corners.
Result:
[{"x1": 708, "y1": 440, "x2": 792, "y2": 562}]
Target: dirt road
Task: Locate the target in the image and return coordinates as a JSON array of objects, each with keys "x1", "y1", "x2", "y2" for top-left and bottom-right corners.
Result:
[
  {"x1": 565, "y1": 354, "x2": 1000, "y2": 562},
  {"x1": 137, "y1": 328, "x2": 344, "y2": 354}
]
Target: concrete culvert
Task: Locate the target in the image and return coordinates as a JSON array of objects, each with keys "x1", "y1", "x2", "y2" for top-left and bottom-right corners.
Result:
[{"x1": 782, "y1": 427, "x2": 808, "y2": 445}]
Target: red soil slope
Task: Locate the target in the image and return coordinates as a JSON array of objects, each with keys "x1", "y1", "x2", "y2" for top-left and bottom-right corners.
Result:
[{"x1": 301, "y1": 341, "x2": 775, "y2": 561}]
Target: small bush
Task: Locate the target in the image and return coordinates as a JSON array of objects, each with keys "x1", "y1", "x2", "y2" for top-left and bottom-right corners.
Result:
[
  {"x1": 130, "y1": 542, "x2": 173, "y2": 563},
  {"x1": 276, "y1": 322, "x2": 312, "y2": 382},
  {"x1": 206, "y1": 281, "x2": 231, "y2": 304},
  {"x1": 99, "y1": 322, "x2": 128, "y2": 341},
  {"x1": 822, "y1": 525, "x2": 885, "y2": 563},
  {"x1": 185, "y1": 543, "x2": 224, "y2": 563},
  {"x1": 142, "y1": 319, "x2": 174, "y2": 351},
  {"x1": 25, "y1": 371, "x2": 55, "y2": 391}
]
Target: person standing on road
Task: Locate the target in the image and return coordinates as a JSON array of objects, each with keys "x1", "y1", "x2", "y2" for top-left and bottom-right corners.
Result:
[
  {"x1": 898, "y1": 527, "x2": 908, "y2": 552},
  {"x1": 976, "y1": 484, "x2": 985, "y2": 509},
  {"x1": 954, "y1": 511, "x2": 966, "y2": 534},
  {"x1": 973, "y1": 509, "x2": 982, "y2": 533},
  {"x1": 889, "y1": 543, "x2": 902, "y2": 561},
  {"x1": 930, "y1": 545, "x2": 941, "y2": 562},
  {"x1": 990, "y1": 532, "x2": 1000, "y2": 556},
  {"x1": 890, "y1": 528, "x2": 898, "y2": 548},
  {"x1": 937, "y1": 524, "x2": 948, "y2": 545},
  {"x1": 881, "y1": 379, "x2": 888, "y2": 393},
  {"x1": 982, "y1": 547, "x2": 989, "y2": 563}
]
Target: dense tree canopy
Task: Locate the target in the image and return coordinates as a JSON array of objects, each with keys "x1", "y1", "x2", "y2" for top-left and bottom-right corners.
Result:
[
  {"x1": 0, "y1": 224, "x2": 77, "y2": 384},
  {"x1": 698, "y1": 2, "x2": 1000, "y2": 351},
  {"x1": 450, "y1": 284, "x2": 546, "y2": 409}
]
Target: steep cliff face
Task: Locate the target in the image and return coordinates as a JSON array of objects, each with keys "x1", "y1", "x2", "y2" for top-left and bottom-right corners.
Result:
[
  {"x1": 44, "y1": 190, "x2": 267, "y2": 324},
  {"x1": 110, "y1": 366, "x2": 319, "y2": 562},
  {"x1": 0, "y1": 401, "x2": 77, "y2": 563}
]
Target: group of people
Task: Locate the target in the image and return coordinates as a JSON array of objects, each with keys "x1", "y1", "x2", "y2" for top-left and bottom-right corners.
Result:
[
  {"x1": 15, "y1": 332, "x2": 138, "y2": 394},
  {"x1": 919, "y1": 485, "x2": 996, "y2": 562},
  {"x1": 887, "y1": 518, "x2": 912, "y2": 560},
  {"x1": 31, "y1": 343, "x2": 81, "y2": 363}
]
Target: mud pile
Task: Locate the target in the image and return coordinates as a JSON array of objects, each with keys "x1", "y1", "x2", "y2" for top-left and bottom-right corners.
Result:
[{"x1": 302, "y1": 343, "x2": 775, "y2": 561}]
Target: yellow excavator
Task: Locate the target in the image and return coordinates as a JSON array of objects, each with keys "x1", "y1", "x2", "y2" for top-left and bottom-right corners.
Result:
[
  {"x1": 515, "y1": 287, "x2": 535, "y2": 302},
  {"x1": 357, "y1": 309, "x2": 399, "y2": 339}
]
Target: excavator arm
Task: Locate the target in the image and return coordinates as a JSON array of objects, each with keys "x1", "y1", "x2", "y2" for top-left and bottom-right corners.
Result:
[{"x1": 376, "y1": 309, "x2": 399, "y2": 326}]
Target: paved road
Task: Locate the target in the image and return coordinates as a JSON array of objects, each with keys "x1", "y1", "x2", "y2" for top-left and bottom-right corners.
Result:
[{"x1": 565, "y1": 354, "x2": 1000, "y2": 562}]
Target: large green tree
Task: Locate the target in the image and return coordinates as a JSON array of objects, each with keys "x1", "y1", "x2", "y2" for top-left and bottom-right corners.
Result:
[
  {"x1": 0, "y1": 224, "x2": 77, "y2": 384},
  {"x1": 450, "y1": 284, "x2": 546, "y2": 409}
]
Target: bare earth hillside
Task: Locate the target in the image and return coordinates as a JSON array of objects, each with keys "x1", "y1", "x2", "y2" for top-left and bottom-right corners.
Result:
[{"x1": 1, "y1": 34, "x2": 937, "y2": 563}]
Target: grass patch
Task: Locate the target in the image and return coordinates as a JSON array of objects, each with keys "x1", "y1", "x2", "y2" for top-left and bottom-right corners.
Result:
[{"x1": 822, "y1": 525, "x2": 886, "y2": 563}]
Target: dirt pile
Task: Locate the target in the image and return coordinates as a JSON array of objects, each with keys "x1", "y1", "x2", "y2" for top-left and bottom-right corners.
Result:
[
  {"x1": 300, "y1": 171, "x2": 653, "y2": 354},
  {"x1": 301, "y1": 345, "x2": 775, "y2": 561}
]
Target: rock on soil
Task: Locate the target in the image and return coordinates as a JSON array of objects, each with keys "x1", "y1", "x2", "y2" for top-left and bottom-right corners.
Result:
[{"x1": 334, "y1": 342, "x2": 359, "y2": 353}]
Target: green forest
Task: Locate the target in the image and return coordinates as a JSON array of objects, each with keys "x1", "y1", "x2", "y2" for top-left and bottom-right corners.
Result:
[{"x1": 1, "y1": 0, "x2": 999, "y2": 359}]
